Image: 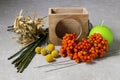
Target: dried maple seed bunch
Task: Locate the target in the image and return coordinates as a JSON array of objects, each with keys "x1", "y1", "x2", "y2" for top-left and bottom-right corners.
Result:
[
  {"x1": 60, "y1": 33, "x2": 109, "y2": 63},
  {"x1": 13, "y1": 10, "x2": 46, "y2": 45}
]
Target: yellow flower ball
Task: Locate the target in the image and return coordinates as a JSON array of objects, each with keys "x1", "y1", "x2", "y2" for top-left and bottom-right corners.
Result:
[
  {"x1": 35, "y1": 46, "x2": 41, "y2": 54},
  {"x1": 51, "y1": 50, "x2": 59, "y2": 58},
  {"x1": 46, "y1": 43, "x2": 55, "y2": 52},
  {"x1": 41, "y1": 48, "x2": 47, "y2": 56},
  {"x1": 45, "y1": 54, "x2": 54, "y2": 62}
]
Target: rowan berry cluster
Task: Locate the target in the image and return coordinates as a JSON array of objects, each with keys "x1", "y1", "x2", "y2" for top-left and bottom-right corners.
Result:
[{"x1": 60, "y1": 33, "x2": 108, "y2": 63}]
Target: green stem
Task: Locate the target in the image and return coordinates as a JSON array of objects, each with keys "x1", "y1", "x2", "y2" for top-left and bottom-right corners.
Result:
[
  {"x1": 8, "y1": 41, "x2": 36, "y2": 60},
  {"x1": 19, "y1": 52, "x2": 35, "y2": 73},
  {"x1": 17, "y1": 34, "x2": 48, "y2": 73},
  {"x1": 12, "y1": 43, "x2": 35, "y2": 64},
  {"x1": 8, "y1": 25, "x2": 13, "y2": 28},
  {"x1": 16, "y1": 39, "x2": 41, "y2": 69},
  {"x1": 17, "y1": 37, "x2": 42, "y2": 64},
  {"x1": 16, "y1": 47, "x2": 36, "y2": 71}
]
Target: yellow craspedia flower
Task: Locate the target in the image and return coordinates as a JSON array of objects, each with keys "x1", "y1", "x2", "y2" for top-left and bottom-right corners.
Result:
[
  {"x1": 46, "y1": 43, "x2": 55, "y2": 52},
  {"x1": 45, "y1": 54, "x2": 54, "y2": 62},
  {"x1": 35, "y1": 46, "x2": 41, "y2": 54},
  {"x1": 41, "y1": 48, "x2": 47, "y2": 56},
  {"x1": 51, "y1": 50, "x2": 59, "y2": 58}
]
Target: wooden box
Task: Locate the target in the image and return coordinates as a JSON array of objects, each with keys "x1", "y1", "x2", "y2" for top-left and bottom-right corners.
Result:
[{"x1": 49, "y1": 8, "x2": 89, "y2": 45}]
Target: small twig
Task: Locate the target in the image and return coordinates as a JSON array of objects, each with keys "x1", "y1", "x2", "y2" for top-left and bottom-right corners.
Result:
[
  {"x1": 41, "y1": 16, "x2": 47, "y2": 20},
  {"x1": 105, "y1": 49, "x2": 120, "y2": 57},
  {"x1": 100, "y1": 20, "x2": 104, "y2": 26},
  {"x1": 108, "y1": 49, "x2": 120, "y2": 52},
  {"x1": 35, "y1": 60, "x2": 72, "y2": 68},
  {"x1": 45, "y1": 63, "x2": 77, "y2": 72}
]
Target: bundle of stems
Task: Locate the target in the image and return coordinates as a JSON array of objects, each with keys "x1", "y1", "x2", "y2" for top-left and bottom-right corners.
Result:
[{"x1": 8, "y1": 29, "x2": 48, "y2": 73}]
